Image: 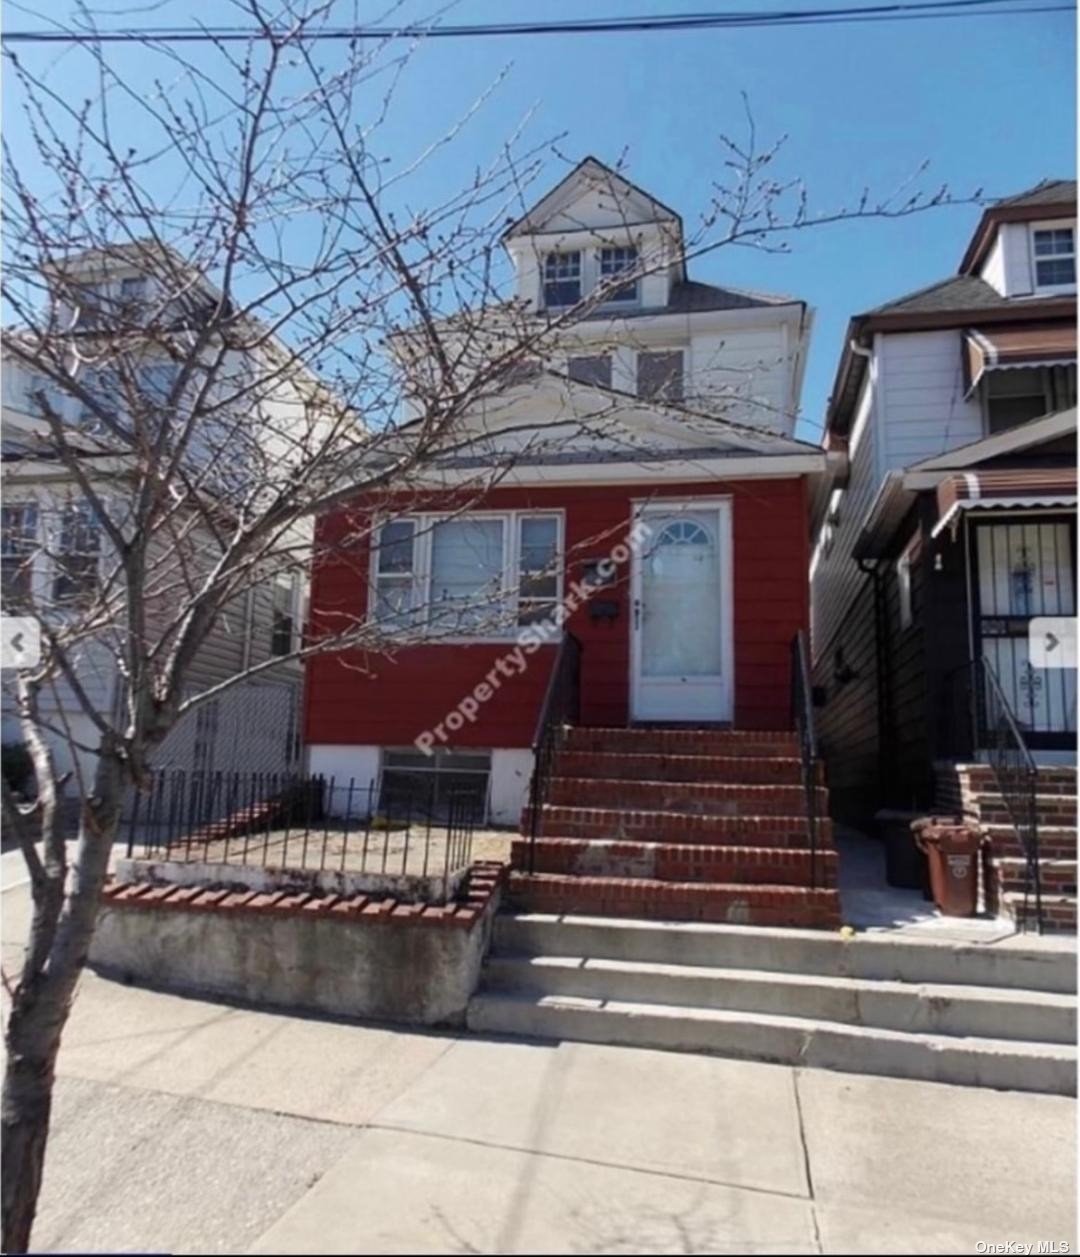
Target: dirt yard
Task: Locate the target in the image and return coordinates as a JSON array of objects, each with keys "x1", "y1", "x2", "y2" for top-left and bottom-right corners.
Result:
[{"x1": 130, "y1": 820, "x2": 516, "y2": 879}]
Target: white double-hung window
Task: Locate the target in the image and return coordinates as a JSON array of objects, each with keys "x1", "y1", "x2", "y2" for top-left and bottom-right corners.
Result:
[
  {"x1": 372, "y1": 512, "x2": 562, "y2": 637},
  {"x1": 1032, "y1": 225, "x2": 1076, "y2": 291}
]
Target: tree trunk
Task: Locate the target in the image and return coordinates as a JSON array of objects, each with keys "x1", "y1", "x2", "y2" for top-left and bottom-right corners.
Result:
[
  {"x1": 1, "y1": 1009, "x2": 58, "y2": 1254},
  {"x1": 1, "y1": 750, "x2": 126, "y2": 1254}
]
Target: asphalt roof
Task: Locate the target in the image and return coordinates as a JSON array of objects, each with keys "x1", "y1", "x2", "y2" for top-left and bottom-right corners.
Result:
[
  {"x1": 577, "y1": 279, "x2": 800, "y2": 322},
  {"x1": 995, "y1": 179, "x2": 1077, "y2": 209},
  {"x1": 861, "y1": 274, "x2": 1021, "y2": 317}
]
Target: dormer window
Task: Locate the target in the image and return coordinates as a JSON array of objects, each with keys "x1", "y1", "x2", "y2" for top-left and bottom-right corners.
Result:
[
  {"x1": 1033, "y1": 226, "x2": 1076, "y2": 291},
  {"x1": 599, "y1": 246, "x2": 638, "y2": 303},
  {"x1": 543, "y1": 251, "x2": 581, "y2": 308}
]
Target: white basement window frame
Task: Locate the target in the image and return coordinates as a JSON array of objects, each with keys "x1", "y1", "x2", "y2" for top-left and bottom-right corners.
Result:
[{"x1": 370, "y1": 510, "x2": 565, "y2": 641}]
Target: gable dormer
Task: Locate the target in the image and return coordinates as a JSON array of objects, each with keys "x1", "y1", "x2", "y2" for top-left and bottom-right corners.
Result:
[
  {"x1": 961, "y1": 179, "x2": 1077, "y2": 298},
  {"x1": 502, "y1": 157, "x2": 685, "y2": 314}
]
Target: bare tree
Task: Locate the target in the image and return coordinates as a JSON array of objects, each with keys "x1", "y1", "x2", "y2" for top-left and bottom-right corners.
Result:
[{"x1": 0, "y1": 2, "x2": 979, "y2": 1249}]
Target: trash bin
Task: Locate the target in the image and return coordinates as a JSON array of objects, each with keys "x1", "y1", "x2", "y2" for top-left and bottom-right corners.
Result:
[{"x1": 911, "y1": 816, "x2": 984, "y2": 917}]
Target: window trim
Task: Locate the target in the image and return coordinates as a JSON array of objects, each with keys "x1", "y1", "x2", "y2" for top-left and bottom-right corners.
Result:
[
  {"x1": 1029, "y1": 220, "x2": 1077, "y2": 295},
  {"x1": 542, "y1": 250, "x2": 583, "y2": 309},
  {"x1": 1, "y1": 500, "x2": 40, "y2": 608},
  {"x1": 369, "y1": 509, "x2": 565, "y2": 642},
  {"x1": 598, "y1": 245, "x2": 640, "y2": 305},
  {"x1": 52, "y1": 499, "x2": 103, "y2": 607},
  {"x1": 980, "y1": 366, "x2": 1054, "y2": 437}
]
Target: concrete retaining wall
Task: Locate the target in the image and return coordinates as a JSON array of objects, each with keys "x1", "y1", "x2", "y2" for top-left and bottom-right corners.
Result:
[{"x1": 90, "y1": 864, "x2": 504, "y2": 1027}]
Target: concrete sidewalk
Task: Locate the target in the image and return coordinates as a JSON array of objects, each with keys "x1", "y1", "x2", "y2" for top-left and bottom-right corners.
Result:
[{"x1": 3, "y1": 878, "x2": 1076, "y2": 1254}]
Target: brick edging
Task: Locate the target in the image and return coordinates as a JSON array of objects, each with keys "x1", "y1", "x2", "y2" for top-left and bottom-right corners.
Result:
[{"x1": 100, "y1": 859, "x2": 507, "y2": 931}]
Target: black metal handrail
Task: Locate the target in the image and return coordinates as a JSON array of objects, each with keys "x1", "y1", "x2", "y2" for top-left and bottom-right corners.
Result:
[
  {"x1": 977, "y1": 657, "x2": 1043, "y2": 934},
  {"x1": 790, "y1": 630, "x2": 821, "y2": 890},
  {"x1": 526, "y1": 632, "x2": 582, "y2": 873}
]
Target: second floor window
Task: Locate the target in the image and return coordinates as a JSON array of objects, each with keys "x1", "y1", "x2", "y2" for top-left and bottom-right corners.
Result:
[
  {"x1": 637, "y1": 350, "x2": 684, "y2": 402},
  {"x1": 543, "y1": 251, "x2": 582, "y2": 308},
  {"x1": 1, "y1": 503, "x2": 38, "y2": 608},
  {"x1": 1033, "y1": 227, "x2": 1076, "y2": 290},
  {"x1": 567, "y1": 354, "x2": 613, "y2": 389},
  {"x1": 270, "y1": 575, "x2": 297, "y2": 657},
  {"x1": 599, "y1": 246, "x2": 638, "y2": 303},
  {"x1": 53, "y1": 501, "x2": 102, "y2": 606}
]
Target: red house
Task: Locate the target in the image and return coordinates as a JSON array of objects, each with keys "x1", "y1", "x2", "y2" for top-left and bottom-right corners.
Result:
[{"x1": 305, "y1": 159, "x2": 839, "y2": 928}]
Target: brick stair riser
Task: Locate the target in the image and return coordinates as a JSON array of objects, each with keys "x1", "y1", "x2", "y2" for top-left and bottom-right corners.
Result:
[
  {"x1": 552, "y1": 750, "x2": 821, "y2": 786},
  {"x1": 529, "y1": 806, "x2": 833, "y2": 848},
  {"x1": 994, "y1": 865, "x2": 1078, "y2": 895},
  {"x1": 987, "y1": 830, "x2": 1077, "y2": 860},
  {"x1": 960, "y1": 767, "x2": 1077, "y2": 791},
  {"x1": 563, "y1": 729, "x2": 799, "y2": 757},
  {"x1": 547, "y1": 778, "x2": 827, "y2": 818},
  {"x1": 1007, "y1": 900, "x2": 1078, "y2": 933},
  {"x1": 510, "y1": 838, "x2": 837, "y2": 887},
  {"x1": 972, "y1": 800, "x2": 1076, "y2": 827},
  {"x1": 509, "y1": 872, "x2": 842, "y2": 930}
]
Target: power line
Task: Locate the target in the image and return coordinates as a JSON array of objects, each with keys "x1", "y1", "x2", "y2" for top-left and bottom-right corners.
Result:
[{"x1": 2, "y1": 0, "x2": 1074, "y2": 44}]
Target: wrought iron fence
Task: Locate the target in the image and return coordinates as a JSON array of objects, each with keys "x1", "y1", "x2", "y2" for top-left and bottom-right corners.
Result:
[
  {"x1": 123, "y1": 769, "x2": 481, "y2": 896},
  {"x1": 790, "y1": 630, "x2": 821, "y2": 889},
  {"x1": 526, "y1": 632, "x2": 582, "y2": 872}
]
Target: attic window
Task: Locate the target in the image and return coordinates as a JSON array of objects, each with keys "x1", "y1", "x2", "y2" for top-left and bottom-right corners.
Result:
[
  {"x1": 543, "y1": 251, "x2": 581, "y2": 307},
  {"x1": 599, "y1": 246, "x2": 638, "y2": 303},
  {"x1": 1033, "y1": 227, "x2": 1075, "y2": 291}
]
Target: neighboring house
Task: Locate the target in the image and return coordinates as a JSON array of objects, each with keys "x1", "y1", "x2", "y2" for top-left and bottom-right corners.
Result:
[
  {"x1": 0, "y1": 245, "x2": 311, "y2": 788},
  {"x1": 810, "y1": 179, "x2": 1077, "y2": 928},
  {"x1": 305, "y1": 158, "x2": 835, "y2": 836}
]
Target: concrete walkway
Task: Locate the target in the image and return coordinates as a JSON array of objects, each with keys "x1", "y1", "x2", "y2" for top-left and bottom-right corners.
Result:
[{"x1": 2, "y1": 875, "x2": 1076, "y2": 1254}]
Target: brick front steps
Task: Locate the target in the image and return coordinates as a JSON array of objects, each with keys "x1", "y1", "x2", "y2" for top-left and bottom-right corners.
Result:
[
  {"x1": 937, "y1": 764, "x2": 1077, "y2": 933},
  {"x1": 511, "y1": 837, "x2": 838, "y2": 887},
  {"x1": 510, "y1": 873, "x2": 841, "y2": 929},
  {"x1": 512, "y1": 725, "x2": 839, "y2": 930}
]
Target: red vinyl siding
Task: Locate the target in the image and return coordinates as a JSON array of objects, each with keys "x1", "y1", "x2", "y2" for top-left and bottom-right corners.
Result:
[{"x1": 304, "y1": 477, "x2": 810, "y2": 748}]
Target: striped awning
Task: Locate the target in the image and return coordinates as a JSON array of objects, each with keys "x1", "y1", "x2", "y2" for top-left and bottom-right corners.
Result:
[
  {"x1": 964, "y1": 323, "x2": 1077, "y2": 392},
  {"x1": 933, "y1": 467, "x2": 1077, "y2": 536}
]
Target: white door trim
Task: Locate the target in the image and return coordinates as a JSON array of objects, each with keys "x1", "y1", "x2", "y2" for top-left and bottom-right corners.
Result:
[{"x1": 629, "y1": 496, "x2": 734, "y2": 723}]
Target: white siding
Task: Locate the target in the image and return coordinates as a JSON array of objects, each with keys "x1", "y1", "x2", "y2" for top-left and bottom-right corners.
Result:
[
  {"x1": 979, "y1": 232, "x2": 1007, "y2": 295},
  {"x1": 688, "y1": 323, "x2": 793, "y2": 435},
  {"x1": 878, "y1": 330, "x2": 984, "y2": 468}
]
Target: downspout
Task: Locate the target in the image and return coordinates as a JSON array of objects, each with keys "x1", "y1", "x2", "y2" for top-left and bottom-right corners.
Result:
[{"x1": 848, "y1": 338, "x2": 891, "y2": 807}]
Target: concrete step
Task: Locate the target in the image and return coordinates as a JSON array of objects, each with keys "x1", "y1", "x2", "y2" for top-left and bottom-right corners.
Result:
[
  {"x1": 509, "y1": 837, "x2": 837, "y2": 887},
  {"x1": 481, "y1": 953, "x2": 1077, "y2": 1045},
  {"x1": 533, "y1": 804, "x2": 831, "y2": 847},
  {"x1": 564, "y1": 727, "x2": 800, "y2": 757},
  {"x1": 985, "y1": 823, "x2": 1077, "y2": 860},
  {"x1": 509, "y1": 872, "x2": 842, "y2": 930},
  {"x1": 494, "y1": 913, "x2": 1078, "y2": 994},
  {"x1": 466, "y1": 991, "x2": 1077, "y2": 1095},
  {"x1": 552, "y1": 749, "x2": 820, "y2": 786},
  {"x1": 546, "y1": 777, "x2": 827, "y2": 818}
]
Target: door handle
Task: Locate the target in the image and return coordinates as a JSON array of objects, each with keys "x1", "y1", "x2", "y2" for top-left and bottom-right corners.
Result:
[{"x1": 633, "y1": 598, "x2": 641, "y2": 629}]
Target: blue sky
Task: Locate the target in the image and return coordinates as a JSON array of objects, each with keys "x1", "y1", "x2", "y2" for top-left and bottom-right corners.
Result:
[{"x1": 3, "y1": 0, "x2": 1076, "y2": 438}]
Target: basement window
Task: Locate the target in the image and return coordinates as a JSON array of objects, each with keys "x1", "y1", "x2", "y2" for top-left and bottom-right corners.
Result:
[{"x1": 379, "y1": 747, "x2": 491, "y2": 820}]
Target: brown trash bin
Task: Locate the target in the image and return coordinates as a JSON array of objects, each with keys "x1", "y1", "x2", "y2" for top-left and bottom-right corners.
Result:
[{"x1": 911, "y1": 816, "x2": 985, "y2": 917}]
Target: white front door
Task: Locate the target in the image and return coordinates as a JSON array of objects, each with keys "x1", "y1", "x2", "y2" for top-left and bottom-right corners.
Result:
[{"x1": 630, "y1": 500, "x2": 733, "y2": 723}]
